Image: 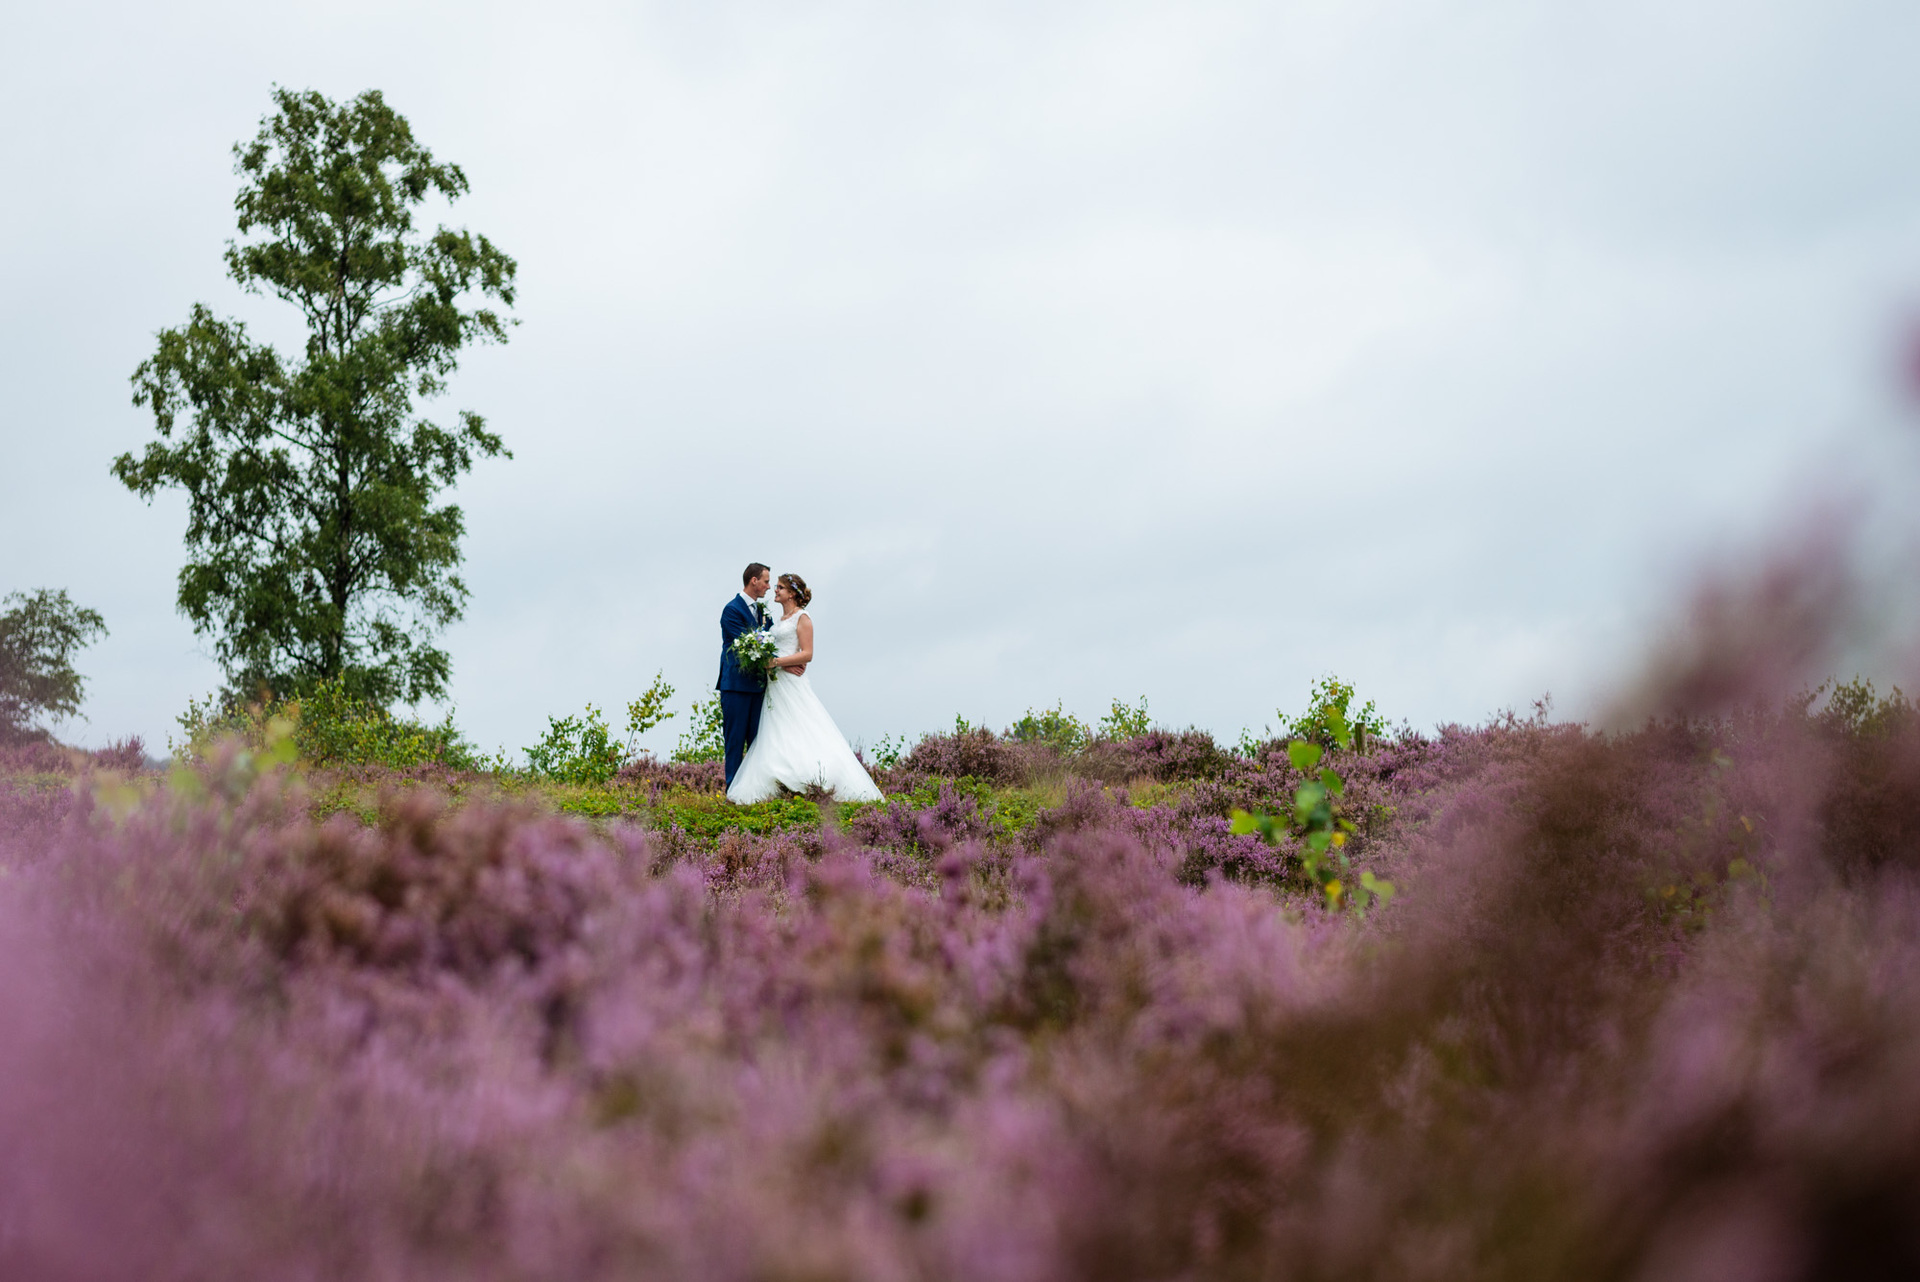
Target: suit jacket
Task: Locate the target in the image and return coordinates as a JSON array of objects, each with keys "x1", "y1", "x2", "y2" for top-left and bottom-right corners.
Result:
[{"x1": 717, "y1": 594, "x2": 772, "y2": 692}]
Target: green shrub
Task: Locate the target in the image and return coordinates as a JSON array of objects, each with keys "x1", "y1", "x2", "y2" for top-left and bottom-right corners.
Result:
[
  {"x1": 525, "y1": 706, "x2": 627, "y2": 785},
  {"x1": 1233, "y1": 735, "x2": 1394, "y2": 916},
  {"x1": 1234, "y1": 726, "x2": 1273, "y2": 759},
  {"x1": 625, "y1": 672, "x2": 677, "y2": 748},
  {"x1": 1814, "y1": 677, "x2": 1916, "y2": 739},
  {"x1": 1097, "y1": 696, "x2": 1151, "y2": 741},
  {"x1": 1280, "y1": 676, "x2": 1389, "y2": 752},
  {"x1": 173, "y1": 678, "x2": 479, "y2": 769},
  {"x1": 1007, "y1": 698, "x2": 1151, "y2": 753},
  {"x1": 172, "y1": 692, "x2": 271, "y2": 760},
  {"x1": 985, "y1": 786, "x2": 1047, "y2": 840},
  {"x1": 864, "y1": 733, "x2": 908, "y2": 770},
  {"x1": 1007, "y1": 702, "x2": 1091, "y2": 754},
  {"x1": 526, "y1": 674, "x2": 680, "y2": 785},
  {"x1": 293, "y1": 677, "x2": 479, "y2": 768},
  {"x1": 673, "y1": 695, "x2": 725, "y2": 764},
  {"x1": 523, "y1": 674, "x2": 679, "y2": 785}
]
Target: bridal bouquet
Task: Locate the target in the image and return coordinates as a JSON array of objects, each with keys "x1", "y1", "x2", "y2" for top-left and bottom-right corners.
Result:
[{"x1": 731, "y1": 627, "x2": 781, "y2": 684}]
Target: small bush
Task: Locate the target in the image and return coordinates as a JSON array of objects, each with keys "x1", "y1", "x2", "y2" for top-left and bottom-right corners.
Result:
[
  {"x1": 1121, "y1": 728, "x2": 1233, "y2": 781},
  {"x1": 842, "y1": 778, "x2": 997, "y2": 852},
  {"x1": 293, "y1": 678, "x2": 478, "y2": 769},
  {"x1": 1280, "y1": 674, "x2": 1390, "y2": 750},
  {"x1": 673, "y1": 695, "x2": 725, "y2": 764},
  {"x1": 173, "y1": 681, "x2": 479, "y2": 770},
  {"x1": 524, "y1": 705, "x2": 627, "y2": 785},
  {"x1": 901, "y1": 727, "x2": 1022, "y2": 784},
  {"x1": 89, "y1": 736, "x2": 147, "y2": 772},
  {"x1": 1006, "y1": 702, "x2": 1092, "y2": 754},
  {"x1": 0, "y1": 734, "x2": 147, "y2": 777},
  {"x1": 0, "y1": 738, "x2": 77, "y2": 775},
  {"x1": 526, "y1": 675, "x2": 685, "y2": 786},
  {"x1": 862, "y1": 733, "x2": 908, "y2": 770},
  {"x1": 171, "y1": 692, "x2": 263, "y2": 759},
  {"x1": 1097, "y1": 696, "x2": 1152, "y2": 741},
  {"x1": 615, "y1": 756, "x2": 726, "y2": 793},
  {"x1": 1814, "y1": 676, "x2": 1917, "y2": 739}
]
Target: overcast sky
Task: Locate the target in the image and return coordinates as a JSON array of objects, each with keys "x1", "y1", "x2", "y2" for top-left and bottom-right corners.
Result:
[{"x1": 6, "y1": 0, "x2": 1920, "y2": 759}]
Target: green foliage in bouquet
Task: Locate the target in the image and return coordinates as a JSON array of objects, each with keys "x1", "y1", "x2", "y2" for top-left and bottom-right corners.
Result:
[{"x1": 729, "y1": 630, "x2": 781, "y2": 685}]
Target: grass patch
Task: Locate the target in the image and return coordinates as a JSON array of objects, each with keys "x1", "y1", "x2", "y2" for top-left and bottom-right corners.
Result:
[
  {"x1": 642, "y1": 789, "x2": 823, "y2": 839},
  {"x1": 1125, "y1": 779, "x2": 1189, "y2": 809},
  {"x1": 981, "y1": 783, "x2": 1056, "y2": 840}
]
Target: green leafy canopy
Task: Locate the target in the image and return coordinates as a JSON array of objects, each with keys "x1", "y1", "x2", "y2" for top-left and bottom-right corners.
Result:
[
  {"x1": 0, "y1": 589, "x2": 108, "y2": 743},
  {"x1": 113, "y1": 87, "x2": 516, "y2": 707}
]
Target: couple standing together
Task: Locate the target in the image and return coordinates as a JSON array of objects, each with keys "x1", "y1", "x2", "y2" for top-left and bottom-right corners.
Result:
[{"x1": 718, "y1": 562, "x2": 883, "y2": 804}]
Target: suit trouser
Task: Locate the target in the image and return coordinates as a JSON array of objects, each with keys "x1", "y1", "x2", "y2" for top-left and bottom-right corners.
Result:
[{"x1": 721, "y1": 689, "x2": 764, "y2": 786}]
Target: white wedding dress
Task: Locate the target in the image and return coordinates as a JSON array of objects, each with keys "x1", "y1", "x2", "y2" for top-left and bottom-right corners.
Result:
[{"x1": 726, "y1": 609, "x2": 884, "y2": 804}]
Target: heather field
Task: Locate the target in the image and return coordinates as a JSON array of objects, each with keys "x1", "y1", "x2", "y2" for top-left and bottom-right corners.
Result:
[
  {"x1": 12, "y1": 20, "x2": 1920, "y2": 1279},
  {"x1": 5, "y1": 607, "x2": 1920, "y2": 1279}
]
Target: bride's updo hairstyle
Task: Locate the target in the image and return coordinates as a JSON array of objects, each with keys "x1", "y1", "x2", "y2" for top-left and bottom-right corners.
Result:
[{"x1": 778, "y1": 573, "x2": 812, "y2": 608}]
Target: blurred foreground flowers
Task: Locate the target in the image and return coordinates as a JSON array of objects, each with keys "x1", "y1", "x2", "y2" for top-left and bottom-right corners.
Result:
[{"x1": 5, "y1": 600, "x2": 1920, "y2": 1278}]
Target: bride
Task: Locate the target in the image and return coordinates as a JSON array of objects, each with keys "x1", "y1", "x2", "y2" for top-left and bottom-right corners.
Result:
[{"x1": 726, "y1": 573, "x2": 884, "y2": 804}]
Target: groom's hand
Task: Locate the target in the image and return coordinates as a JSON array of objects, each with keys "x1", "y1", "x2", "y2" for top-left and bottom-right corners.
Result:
[{"x1": 789, "y1": 663, "x2": 807, "y2": 675}]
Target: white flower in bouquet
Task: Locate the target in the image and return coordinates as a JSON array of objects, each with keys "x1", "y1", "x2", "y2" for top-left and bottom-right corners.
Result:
[{"x1": 731, "y1": 628, "x2": 781, "y2": 684}]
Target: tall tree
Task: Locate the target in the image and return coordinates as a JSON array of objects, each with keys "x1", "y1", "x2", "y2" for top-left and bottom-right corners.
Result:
[
  {"x1": 114, "y1": 87, "x2": 515, "y2": 705},
  {"x1": 0, "y1": 589, "x2": 108, "y2": 743}
]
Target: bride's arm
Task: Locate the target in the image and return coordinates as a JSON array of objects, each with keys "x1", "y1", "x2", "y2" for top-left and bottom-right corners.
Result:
[{"x1": 774, "y1": 615, "x2": 814, "y2": 669}]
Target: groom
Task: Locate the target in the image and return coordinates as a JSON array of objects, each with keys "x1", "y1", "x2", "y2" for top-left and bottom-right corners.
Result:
[{"x1": 718, "y1": 562, "x2": 774, "y2": 787}]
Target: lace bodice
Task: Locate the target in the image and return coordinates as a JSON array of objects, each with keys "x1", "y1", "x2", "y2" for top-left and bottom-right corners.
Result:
[{"x1": 770, "y1": 610, "x2": 807, "y2": 658}]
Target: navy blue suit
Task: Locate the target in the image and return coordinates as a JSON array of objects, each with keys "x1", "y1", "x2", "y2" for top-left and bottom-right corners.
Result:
[{"x1": 717, "y1": 594, "x2": 772, "y2": 786}]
